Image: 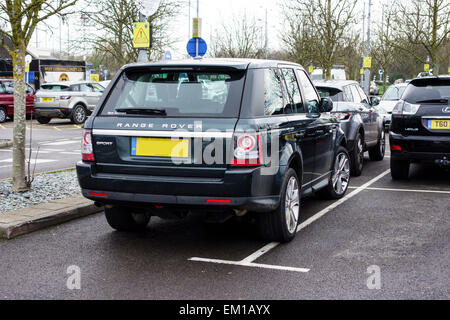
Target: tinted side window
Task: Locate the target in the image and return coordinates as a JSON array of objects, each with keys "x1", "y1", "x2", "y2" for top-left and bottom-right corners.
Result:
[
  {"x1": 79, "y1": 84, "x2": 92, "y2": 92},
  {"x1": 296, "y1": 70, "x2": 320, "y2": 113},
  {"x1": 3, "y1": 81, "x2": 14, "y2": 94},
  {"x1": 356, "y1": 86, "x2": 369, "y2": 104},
  {"x1": 350, "y1": 85, "x2": 362, "y2": 103},
  {"x1": 263, "y1": 68, "x2": 284, "y2": 116},
  {"x1": 281, "y1": 68, "x2": 304, "y2": 113},
  {"x1": 91, "y1": 83, "x2": 104, "y2": 92},
  {"x1": 343, "y1": 86, "x2": 354, "y2": 102},
  {"x1": 26, "y1": 84, "x2": 34, "y2": 94},
  {"x1": 70, "y1": 85, "x2": 80, "y2": 92}
]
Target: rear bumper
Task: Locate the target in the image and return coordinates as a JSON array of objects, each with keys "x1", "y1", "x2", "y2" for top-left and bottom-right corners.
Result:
[
  {"x1": 389, "y1": 132, "x2": 450, "y2": 164},
  {"x1": 76, "y1": 162, "x2": 283, "y2": 212},
  {"x1": 35, "y1": 108, "x2": 70, "y2": 118}
]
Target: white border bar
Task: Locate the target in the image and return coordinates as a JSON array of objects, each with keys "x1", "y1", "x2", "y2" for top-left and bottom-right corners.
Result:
[{"x1": 93, "y1": 129, "x2": 233, "y2": 138}]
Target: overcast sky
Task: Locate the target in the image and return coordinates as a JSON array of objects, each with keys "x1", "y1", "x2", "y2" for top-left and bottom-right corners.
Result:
[{"x1": 30, "y1": 0, "x2": 388, "y2": 60}]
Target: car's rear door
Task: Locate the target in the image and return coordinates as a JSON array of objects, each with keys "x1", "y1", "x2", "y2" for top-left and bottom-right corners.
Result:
[
  {"x1": 279, "y1": 67, "x2": 316, "y2": 185},
  {"x1": 355, "y1": 85, "x2": 378, "y2": 143},
  {"x1": 296, "y1": 69, "x2": 334, "y2": 181}
]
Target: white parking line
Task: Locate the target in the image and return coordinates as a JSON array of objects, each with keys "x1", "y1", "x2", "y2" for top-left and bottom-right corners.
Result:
[
  {"x1": 189, "y1": 169, "x2": 392, "y2": 273},
  {"x1": 189, "y1": 257, "x2": 310, "y2": 273},
  {"x1": 349, "y1": 186, "x2": 450, "y2": 194}
]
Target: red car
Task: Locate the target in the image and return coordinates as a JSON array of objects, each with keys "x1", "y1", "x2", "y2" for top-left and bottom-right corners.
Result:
[{"x1": 0, "y1": 79, "x2": 36, "y2": 123}]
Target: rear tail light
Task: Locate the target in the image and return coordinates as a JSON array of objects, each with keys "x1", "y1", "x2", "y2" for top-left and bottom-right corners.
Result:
[
  {"x1": 392, "y1": 101, "x2": 420, "y2": 115},
  {"x1": 230, "y1": 134, "x2": 263, "y2": 167},
  {"x1": 82, "y1": 130, "x2": 95, "y2": 162},
  {"x1": 60, "y1": 96, "x2": 71, "y2": 100},
  {"x1": 391, "y1": 144, "x2": 402, "y2": 151},
  {"x1": 334, "y1": 112, "x2": 351, "y2": 120}
]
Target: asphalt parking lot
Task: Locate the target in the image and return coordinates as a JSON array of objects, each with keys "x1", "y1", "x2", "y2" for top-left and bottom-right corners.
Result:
[
  {"x1": 0, "y1": 119, "x2": 83, "y2": 179},
  {"x1": 0, "y1": 143, "x2": 449, "y2": 299}
]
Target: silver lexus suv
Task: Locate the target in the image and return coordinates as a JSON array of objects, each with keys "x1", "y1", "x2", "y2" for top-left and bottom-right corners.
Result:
[{"x1": 34, "y1": 81, "x2": 105, "y2": 124}]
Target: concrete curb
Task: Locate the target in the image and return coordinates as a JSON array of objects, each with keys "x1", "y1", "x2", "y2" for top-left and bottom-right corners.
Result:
[
  {"x1": 0, "y1": 140, "x2": 12, "y2": 149},
  {"x1": 0, "y1": 195, "x2": 103, "y2": 239}
]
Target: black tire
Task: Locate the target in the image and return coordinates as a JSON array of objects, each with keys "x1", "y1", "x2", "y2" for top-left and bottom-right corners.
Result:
[
  {"x1": 70, "y1": 104, "x2": 87, "y2": 124},
  {"x1": 318, "y1": 146, "x2": 350, "y2": 200},
  {"x1": 257, "y1": 168, "x2": 300, "y2": 242},
  {"x1": 390, "y1": 158, "x2": 410, "y2": 180},
  {"x1": 369, "y1": 130, "x2": 385, "y2": 161},
  {"x1": 0, "y1": 107, "x2": 6, "y2": 123},
  {"x1": 350, "y1": 133, "x2": 364, "y2": 177},
  {"x1": 105, "y1": 206, "x2": 151, "y2": 231},
  {"x1": 36, "y1": 116, "x2": 51, "y2": 124}
]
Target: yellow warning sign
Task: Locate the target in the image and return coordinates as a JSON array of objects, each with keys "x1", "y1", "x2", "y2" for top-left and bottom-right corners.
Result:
[
  {"x1": 133, "y1": 22, "x2": 150, "y2": 48},
  {"x1": 90, "y1": 74, "x2": 99, "y2": 82},
  {"x1": 308, "y1": 65, "x2": 314, "y2": 73},
  {"x1": 363, "y1": 57, "x2": 372, "y2": 69},
  {"x1": 424, "y1": 64, "x2": 430, "y2": 72}
]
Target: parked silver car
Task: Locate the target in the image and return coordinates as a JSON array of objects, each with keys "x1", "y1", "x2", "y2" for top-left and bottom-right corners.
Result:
[{"x1": 34, "y1": 81, "x2": 105, "y2": 124}]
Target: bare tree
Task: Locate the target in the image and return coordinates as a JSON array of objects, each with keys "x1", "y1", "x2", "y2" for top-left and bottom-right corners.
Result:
[
  {"x1": 283, "y1": 0, "x2": 358, "y2": 79},
  {"x1": 280, "y1": 5, "x2": 316, "y2": 66},
  {"x1": 392, "y1": 0, "x2": 450, "y2": 74},
  {"x1": 0, "y1": 0, "x2": 76, "y2": 192},
  {"x1": 77, "y1": 0, "x2": 180, "y2": 72},
  {"x1": 372, "y1": 6, "x2": 397, "y2": 92},
  {"x1": 211, "y1": 13, "x2": 264, "y2": 59}
]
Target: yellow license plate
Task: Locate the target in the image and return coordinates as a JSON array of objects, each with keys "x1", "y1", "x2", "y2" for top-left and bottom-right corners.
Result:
[
  {"x1": 429, "y1": 120, "x2": 450, "y2": 130},
  {"x1": 132, "y1": 137, "x2": 189, "y2": 158},
  {"x1": 41, "y1": 97, "x2": 54, "y2": 102}
]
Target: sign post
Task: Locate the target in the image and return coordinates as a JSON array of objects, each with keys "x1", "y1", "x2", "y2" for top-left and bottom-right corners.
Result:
[
  {"x1": 134, "y1": 0, "x2": 160, "y2": 62},
  {"x1": 25, "y1": 54, "x2": 32, "y2": 85}
]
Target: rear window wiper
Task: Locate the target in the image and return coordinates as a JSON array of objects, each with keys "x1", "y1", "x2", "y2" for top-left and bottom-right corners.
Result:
[
  {"x1": 415, "y1": 99, "x2": 448, "y2": 103},
  {"x1": 115, "y1": 108, "x2": 166, "y2": 115}
]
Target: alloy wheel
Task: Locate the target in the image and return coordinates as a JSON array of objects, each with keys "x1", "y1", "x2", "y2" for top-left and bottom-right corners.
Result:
[
  {"x1": 332, "y1": 152, "x2": 350, "y2": 195},
  {"x1": 284, "y1": 176, "x2": 300, "y2": 234},
  {"x1": 74, "y1": 106, "x2": 86, "y2": 123},
  {"x1": 0, "y1": 108, "x2": 6, "y2": 123}
]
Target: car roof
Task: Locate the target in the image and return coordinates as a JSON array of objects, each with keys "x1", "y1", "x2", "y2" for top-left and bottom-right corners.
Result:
[
  {"x1": 313, "y1": 79, "x2": 359, "y2": 90},
  {"x1": 409, "y1": 75, "x2": 450, "y2": 85},
  {"x1": 121, "y1": 58, "x2": 304, "y2": 71}
]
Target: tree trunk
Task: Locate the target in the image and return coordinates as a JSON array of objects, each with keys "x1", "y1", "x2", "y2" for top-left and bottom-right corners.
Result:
[{"x1": 12, "y1": 46, "x2": 28, "y2": 192}]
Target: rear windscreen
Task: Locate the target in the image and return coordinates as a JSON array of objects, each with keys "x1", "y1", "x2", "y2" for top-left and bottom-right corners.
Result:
[
  {"x1": 100, "y1": 68, "x2": 246, "y2": 118},
  {"x1": 316, "y1": 87, "x2": 343, "y2": 102},
  {"x1": 382, "y1": 85, "x2": 406, "y2": 101},
  {"x1": 402, "y1": 80, "x2": 450, "y2": 103}
]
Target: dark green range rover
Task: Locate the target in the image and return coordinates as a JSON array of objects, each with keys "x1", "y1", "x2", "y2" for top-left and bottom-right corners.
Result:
[{"x1": 77, "y1": 59, "x2": 350, "y2": 242}]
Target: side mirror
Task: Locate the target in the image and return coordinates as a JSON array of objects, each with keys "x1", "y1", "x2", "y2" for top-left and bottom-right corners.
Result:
[
  {"x1": 319, "y1": 97, "x2": 333, "y2": 112},
  {"x1": 370, "y1": 96, "x2": 380, "y2": 106}
]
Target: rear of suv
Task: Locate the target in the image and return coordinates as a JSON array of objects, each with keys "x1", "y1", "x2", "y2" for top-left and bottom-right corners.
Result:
[
  {"x1": 390, "y1": 76, "x2": 450, "y2": 179},
  {"x1": 77, "y1": 59, "x2": 350, "y2": 242},
  {"x1": 34, "y1": 81, "x2": 105, "y2": 124}
]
